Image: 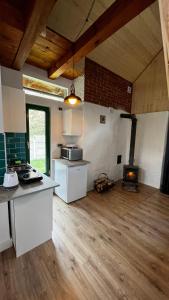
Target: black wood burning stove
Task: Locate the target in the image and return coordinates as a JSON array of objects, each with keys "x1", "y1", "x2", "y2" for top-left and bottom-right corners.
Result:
[{"x1": 120, "y1": 114, "x2": 139, "y2": 191}]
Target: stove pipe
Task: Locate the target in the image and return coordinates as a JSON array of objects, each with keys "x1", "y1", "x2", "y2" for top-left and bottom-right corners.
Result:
[{"x1": 120, "y1": 114, "x2": 137, "y2": 165}]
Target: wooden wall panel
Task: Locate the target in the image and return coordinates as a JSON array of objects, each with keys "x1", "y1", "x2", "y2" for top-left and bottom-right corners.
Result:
[
  {"x1": 131, "y1": 50, "x2": 169, "y2": 114},
  {"x1": 158, "y1": 0, "x2": 169, "y2": 98}
]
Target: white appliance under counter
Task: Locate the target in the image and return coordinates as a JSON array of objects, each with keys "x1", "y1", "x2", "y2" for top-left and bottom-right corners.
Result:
[{"x1": 53, "y1": 159, "x2": 90, "y2": 203}]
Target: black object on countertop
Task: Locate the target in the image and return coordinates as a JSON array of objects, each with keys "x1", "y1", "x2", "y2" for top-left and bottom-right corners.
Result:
[
  {"x1": 17, "y1": 169, "x2": 43, "y2": 184},
  {"x1": 8, "y1": 160, "x2": 43, "y2": 184}
]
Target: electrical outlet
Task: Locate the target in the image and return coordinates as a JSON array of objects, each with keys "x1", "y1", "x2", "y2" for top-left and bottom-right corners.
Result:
[
  {"x1": 117, "y1": 155, "x2": 122, "y2": 164},
  {"x1": 127, "y1": 86, "x2": 132, "y2": 94},
  {"x1": 100, "y1": 115, "x2": 106, "y2": 124}
]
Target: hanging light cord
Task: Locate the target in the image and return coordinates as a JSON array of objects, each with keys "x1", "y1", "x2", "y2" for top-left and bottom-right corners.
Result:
[{"x1": 74, "y1": 0, "x2": 96, "y2": 41}]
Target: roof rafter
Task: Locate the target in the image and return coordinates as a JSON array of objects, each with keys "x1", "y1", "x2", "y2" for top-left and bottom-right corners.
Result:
[
  {"x1": 48, "y1": 0, "x2": 156, "y2": 79},
  {"x1": 12, "y1": 0, "x2": 57, "y2": 70}
]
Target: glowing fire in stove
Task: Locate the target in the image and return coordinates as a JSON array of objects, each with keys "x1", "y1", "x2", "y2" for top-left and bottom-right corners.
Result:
[{"x1": 127, "y1": 171, "x2": 136, "y2": 178}]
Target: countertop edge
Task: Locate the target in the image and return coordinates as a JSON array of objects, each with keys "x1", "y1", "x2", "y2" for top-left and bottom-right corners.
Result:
[
  {"x1": 0, "y1": 174, "x2": 59, "y2": 204},
  {"x1": 52, "y1": 159, "x2": 90, "y2": 167}
]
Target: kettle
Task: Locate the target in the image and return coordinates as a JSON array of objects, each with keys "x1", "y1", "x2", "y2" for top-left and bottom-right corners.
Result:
[{"x1": 3, "y1": 171, "x2": 19, "y2": 189}]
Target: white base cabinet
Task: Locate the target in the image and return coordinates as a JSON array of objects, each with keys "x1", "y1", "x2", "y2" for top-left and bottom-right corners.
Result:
[
  {"x1": 10, "y1": 189, "x2": 53, "y2": 257},
  {"x1": 0, "y1": 202, "x2": 12, "y2": 252},
  {"x1": 54, "y1": 161, "x2": 88, "y2": 203}
]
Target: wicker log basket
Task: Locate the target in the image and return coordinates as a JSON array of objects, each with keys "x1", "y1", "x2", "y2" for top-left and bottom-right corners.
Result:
[{"x1": 94, "y1": 173, "x2": 114, "y2": 193}]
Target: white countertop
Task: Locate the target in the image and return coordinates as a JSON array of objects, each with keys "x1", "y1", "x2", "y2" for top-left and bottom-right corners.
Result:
[
  {"x1": 52, "y1": 158, "x2": 90, "y2": 167},
  {"x1": 0, "y1": 174, "x2": 59, "y2": 204}
]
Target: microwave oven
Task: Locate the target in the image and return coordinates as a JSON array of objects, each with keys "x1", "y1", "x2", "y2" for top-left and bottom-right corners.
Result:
[{"x1": 61, "y1": 147, "x2": 83, "y2": 161}]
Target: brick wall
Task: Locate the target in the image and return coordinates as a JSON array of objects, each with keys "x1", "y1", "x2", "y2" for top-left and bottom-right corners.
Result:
[{"x1": 84, "y1": 58, "x2": 132, "y2": 112}]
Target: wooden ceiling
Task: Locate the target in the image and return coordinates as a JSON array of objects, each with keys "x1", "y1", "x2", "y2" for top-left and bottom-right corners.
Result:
[
  {"x1": 0, "y1": 0, "x2": 24, "y2": 67},
  {"x1": 0, "y1": 0, "x2": 163, "y2": 82},
  {"x1": 0, "y1": 0, "x2": 56, "y2": 71},
  {"x1": 46, "y1": 0, "x2": 162, "y2": 82},
  {"x1": 26, "y1": 29, "x2": 84, "y2": 79},
  {"x1": 88, "y1": 1, "x2": 162, "y2": 82},
  {"x1": 47, "y1": 0, "x2": 115, "y2": 42}
]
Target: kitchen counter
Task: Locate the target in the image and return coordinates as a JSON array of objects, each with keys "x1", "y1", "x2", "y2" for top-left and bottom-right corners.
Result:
[
  {"x1": 0, "y1": 174, "x2": 59, "y2": 204},
  {"x1": 52, "y1": 158, "x2": 90, "y2": 167},
  {"x1": 4, "y1": 173, "x2": 59, "y2": 257}
]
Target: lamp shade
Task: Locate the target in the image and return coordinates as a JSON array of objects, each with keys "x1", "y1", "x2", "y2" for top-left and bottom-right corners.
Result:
[{"x1": 64, "y1": 83, "x2": 81, "y2": 105}]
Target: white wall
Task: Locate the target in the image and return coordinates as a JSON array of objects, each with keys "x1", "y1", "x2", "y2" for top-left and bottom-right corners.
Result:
[
  {"x1": 74, "y1": 75, "x2": 85, "y2": 101},
  {"x1": 135, "y1": 111, "x2": 168, "y2": 188},
  {"x1": 74, "y1": 75, "x2": 131, "y2": 190},
  {"x1": 79, "y1": 103, "x2": 131, "y2": 190}
]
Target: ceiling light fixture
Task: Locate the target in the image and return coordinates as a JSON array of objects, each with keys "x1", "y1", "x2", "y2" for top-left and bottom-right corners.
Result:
[
  {"x1": 64, "y1": 0, "x2": 96, "y2": 106},
  {"x1": 64, "y1": 82, "x2": 81, "y2": 105},
  {"x1": 64, "y1": 53, "x2": 82, "y2": 105}
]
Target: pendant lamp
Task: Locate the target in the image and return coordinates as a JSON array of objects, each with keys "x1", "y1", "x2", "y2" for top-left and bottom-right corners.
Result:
[
  {"x1": 64, "y1": 82, "x2": 81, "y2": 105},
  {"x1": 64, "y1": 51, "x2": 82, "y2": 105}
]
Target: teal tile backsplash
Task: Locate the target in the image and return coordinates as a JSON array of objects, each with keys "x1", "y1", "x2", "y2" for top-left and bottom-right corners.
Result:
[
  {"x1": 0, "y1": 133, "x2": 26, "y2": 185},
  {"x1": 0, "y1": 134, "x2": 6, "y2": 185},
  {"x1": 6, "y1": 133, "x2": 26, "y2": 163}
]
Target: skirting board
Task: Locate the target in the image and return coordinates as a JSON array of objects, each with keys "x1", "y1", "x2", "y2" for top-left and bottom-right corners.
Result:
[{"x1": 0, "y1": 239, "x2": 13, "y2": 253}]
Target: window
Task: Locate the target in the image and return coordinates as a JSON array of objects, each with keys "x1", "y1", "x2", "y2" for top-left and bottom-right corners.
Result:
[{"x1": 23, "y1": 75, "x2": 68, "y2": 102}]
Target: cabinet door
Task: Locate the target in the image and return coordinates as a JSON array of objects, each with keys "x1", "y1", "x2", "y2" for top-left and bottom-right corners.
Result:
[
  {"x1": 13, "y1": 189, "x2": 53, "y2": 257},
  {"x1": 71, "y1": 110, "x2": 82, "y2": 136},
  {"x1": 2, "y1": 86, "x2": 26, "y2": 132},
  {"x1": 54, "y1": 162, "x2": 67, "y2": 202},
  {"x1": 62, "y1": 109, "x2": 72, "y2": 135},
  {"x1": 0, "y1": 202, "x2": 11, "y2": 252},
  {"x1": 67, "y1": 166, "x2": 87, "y2": 202},
  {"x1": 63, "y1": 109, "x2": 82, "y2": 136}
]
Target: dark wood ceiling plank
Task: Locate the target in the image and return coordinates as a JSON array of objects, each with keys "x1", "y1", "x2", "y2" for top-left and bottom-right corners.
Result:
[
  {"x1": 44, "y1": 28, "x2": 72, "y2": 50},
  {"x1": 12, "y1": 0, "x2": 57, "y2": 70},
  {"x1": 0, "y1": 23, "x2": 23, "y2": 67},
  {"x1": 48, "y1": 0, "x2": 156, "y2": 79},
  {"x1": 0, "y1": 0, "x2": 24, "y2": 30}
]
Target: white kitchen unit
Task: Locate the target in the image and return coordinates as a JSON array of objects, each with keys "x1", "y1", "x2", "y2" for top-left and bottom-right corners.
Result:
[
  {"x1": 54, "y1": 159, "x2": 89, "y2": 203},
  {"x1": 62, "y1": 109, "x2": 83, "y2": 136},
  {"x1": 10, "y1": 189, "x2": 53, "y2": 257},
  {"x1": 0, "y1": 202, "x2": 12, "y2": 252},
  {"x1": 2, "y1": 85, "x2": 26, "y2": 132},
  {"x1": 0, "y1": 174, "x2": 58, "y2": 257}
]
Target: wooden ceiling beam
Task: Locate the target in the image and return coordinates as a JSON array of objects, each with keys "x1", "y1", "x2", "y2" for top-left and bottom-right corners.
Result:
[
  {"x1": 48, "y1": 0, "x2": 156, "y2": 79},
  {"x1": 12, "y1": 0, "x2": 57, "y2": 70}
]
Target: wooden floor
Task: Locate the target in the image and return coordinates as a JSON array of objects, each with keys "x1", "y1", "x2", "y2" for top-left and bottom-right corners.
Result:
[{"x1": 1, "y1": 183, "x2": 169, "y2": 300}]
